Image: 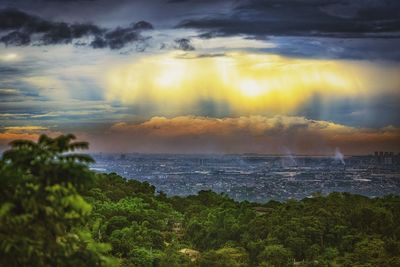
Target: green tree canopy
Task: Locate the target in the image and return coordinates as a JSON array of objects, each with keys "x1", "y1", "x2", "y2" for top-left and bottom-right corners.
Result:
[{"x1": 0, "y1": 134, "x2": 117, "y2": 267}]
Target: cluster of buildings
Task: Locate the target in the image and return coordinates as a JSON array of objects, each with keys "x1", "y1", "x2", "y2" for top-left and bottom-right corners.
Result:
[
  {"x1": 91, "y1": 153, "x2": 400, "y2": 203},
  {"x1": 374, "y1": 151, "x2": 400, "y2": 165}
]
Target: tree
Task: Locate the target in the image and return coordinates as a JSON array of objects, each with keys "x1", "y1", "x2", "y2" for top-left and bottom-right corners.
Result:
[
  {"x1": 0, "y1": 134, "x2": 117, "y2": 267},
  {"x1": 258, "y1": 245, "x2": 293, "y2": 267},
  {"x1": 199, "y1": 249, "x2": 244, "y2": 267}
]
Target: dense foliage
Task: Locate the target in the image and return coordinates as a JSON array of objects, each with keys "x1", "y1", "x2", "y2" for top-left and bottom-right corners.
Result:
[
  {"x1": 0, "y1": 135, "x2": 117, "y2": 266},
  {"x1": 1, "y1": 135, "x2": 400, "y2": 266}
]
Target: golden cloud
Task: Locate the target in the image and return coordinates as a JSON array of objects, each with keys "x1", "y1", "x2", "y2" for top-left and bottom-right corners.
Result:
[
  {"x1": 0, "y1": 132, "x2": 41, "y2": 148},
  {"x1": 3, "y1": 126, "x2": 49, "y2": 133},
  {"x1": 0, "y1": 132, "x2": 39, "y2": 142},
  {"x1": 105, "y1": 52, "x2": 400, "y2": 115},
  {"x1": 89, "y1": 116, "x2": 400, "y2": 154},
  {"x1": 0, "y1": 126, "x2": 62, "y2": 148}
]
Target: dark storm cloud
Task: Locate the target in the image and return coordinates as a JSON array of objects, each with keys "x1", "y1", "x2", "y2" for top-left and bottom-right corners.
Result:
[
  {"x1": 0, "y1": 8, "x2": 53, "y2": 32},
  {"x1": 0, "y1": 31, "x2": 30, "y2": 46},
  {"x1": 132, "y1": 21, "x2": 154, "y2": 31},
  {"x1": 177, "y1": 0, "x2": 400, "y2": 38},
  {"x1": 167, "y1": 0, "x2": 225, "y2": 3},
  {"x1": 93, "y1": 21, "x2": 153, "y2": 50},
  {"x1": 95, "y1": 27, "x2": 140, "y2": 50},
  {"x1": 174, "y1": 38, "x2": 195, "y2": 51},
  {"x1": 41, "y1": 22, "x2": 104, "y2": 45},
  {"x1": 0, "y1": 8, "x2": 104, "y2": 45},
  {"x1": 0, "y1": 8, "x2": 153, "y2": 49},
  {"x1": 261, "y1": 37, "x2": 400, "y2": 60},
  {"x1": 1, "y1": 1, "x2": 399, "y2": 59},
  {"x1": 45, "y1": 0, "x2": 97, "y2": 2}
]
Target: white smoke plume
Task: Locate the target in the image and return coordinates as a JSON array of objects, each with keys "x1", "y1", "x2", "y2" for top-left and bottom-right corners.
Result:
[{"x1": 334, "y1": 147, "x2": 345, "y2": 165}]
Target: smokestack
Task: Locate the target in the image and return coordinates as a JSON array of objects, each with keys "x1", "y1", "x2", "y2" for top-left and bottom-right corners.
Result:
[{"x1": 334, "y1": 147, "x2": 345, "y2": 165}]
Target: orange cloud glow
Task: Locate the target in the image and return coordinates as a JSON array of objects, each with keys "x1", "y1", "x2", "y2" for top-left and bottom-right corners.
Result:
[
  {"x1": 0, "y1": 126, "x2": 62, "y2": 149},
  {"x1": 88, "y1": 116, "x2": 400, "y2": 155}
]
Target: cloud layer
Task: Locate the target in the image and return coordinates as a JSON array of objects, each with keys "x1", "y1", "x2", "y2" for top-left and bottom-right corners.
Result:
[
  {"x1": 178, "y1": 0, "x2": 400, "y2": 38},
  {"x1": 0, "y1": 0, "x2": 399, "y2": 155},
  {"x1": 0, "y1": 8, "x2": 153, "y2": 49},
  {"x1": 0, "y1": 125, "x2": 61, "y2": 148},
  {"x1": 105, "y1": 52, "x2": 400, "y2": 118},
  {"x1": 90, "y1": 115, "x2": 400, "y2": 154}
]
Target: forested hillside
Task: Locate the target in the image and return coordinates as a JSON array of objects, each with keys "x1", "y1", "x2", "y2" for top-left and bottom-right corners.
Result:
[{"x1": 1, "y1": 135, "x2": 400, "y2": 267}]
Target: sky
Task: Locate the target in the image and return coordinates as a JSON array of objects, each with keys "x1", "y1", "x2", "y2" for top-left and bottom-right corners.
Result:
[{"x1": 0, "y1": 0, "x2": 399, "y2": 155}]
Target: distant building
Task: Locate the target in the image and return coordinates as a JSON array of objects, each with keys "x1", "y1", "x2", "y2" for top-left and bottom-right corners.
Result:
[{"x1": 374, "y1": 151, "x2": 395, "y2": 165}]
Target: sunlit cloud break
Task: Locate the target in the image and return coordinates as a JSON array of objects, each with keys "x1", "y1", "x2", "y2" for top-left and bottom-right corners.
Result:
[{"x1": 106, "y1": 52, "x2": 400, "y2": 116}]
